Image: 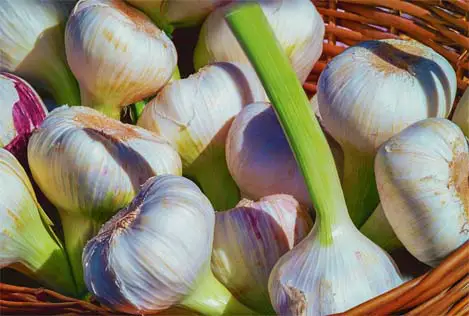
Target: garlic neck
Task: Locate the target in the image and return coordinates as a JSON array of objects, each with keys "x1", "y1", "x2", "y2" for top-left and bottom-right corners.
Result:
[
  {"x1": 181, "y1": 266, "x2": 258, "y2": 315},
  {"x1": 341, "y1": 144, "x2": 380, "y2": 228},
  {"x1": 185, "y1": 145, "x2": 240, "y2": 211}
]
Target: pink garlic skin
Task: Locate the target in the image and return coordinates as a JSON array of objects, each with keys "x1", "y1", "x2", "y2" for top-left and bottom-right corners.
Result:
[
  {"x1": 1, "y1": 72, "x2": 47, "y2": 165},
  {"x1": 212, "y1": 194, "x2": 313, "y2": 313}
]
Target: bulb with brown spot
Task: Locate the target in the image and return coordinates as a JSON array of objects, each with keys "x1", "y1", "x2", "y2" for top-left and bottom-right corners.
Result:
[
  {"x1": 375, "y1": 118, "x2": 469, "y2": 267},
  {"x1": 65, "y1": 0, "x2": 177, "y2": 119}
]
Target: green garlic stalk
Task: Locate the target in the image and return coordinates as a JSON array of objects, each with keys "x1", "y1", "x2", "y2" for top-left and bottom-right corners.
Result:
[{"x1": 225, "y1": 4, "x2": 403, "y2": 315}]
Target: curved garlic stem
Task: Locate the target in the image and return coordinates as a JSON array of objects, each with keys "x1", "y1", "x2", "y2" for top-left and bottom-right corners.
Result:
[
  {"x1": 0, "y1": 149, "x2": 78, "y2": 296},
  {"x1": 0, "y1": 0, "x2": 80, "y2": 106},
  {"x1": 226, "y1": 5, "x2": 403, "y2": 314},
  {"x1": 125, "y1": 0, "x2": 174, "y2": 34},
  {"x1": 360, "y1": 204, "x2": 402, "y2": 252},
  {"x1": 181, "y1": 267, "x2": 257, "y2": 315},
  {"x1": 452, "y1": 88, "x2": 468, "y2": 137}
]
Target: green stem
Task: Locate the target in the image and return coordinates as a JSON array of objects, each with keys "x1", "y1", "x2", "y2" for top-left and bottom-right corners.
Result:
[
  {"x1": 182, "y1": 268, "x2": 257, "y2": 315},
  {"x1": 225, "y1": 3, "x2": 349, "y2": 244},
  {"x1": 60, "y1": 212, "x2": 102, "y2": 298},
  {"x1": 186, "y1": 147, "x2": 240, "y2": 211},
  {"x1": 171, "y1": 65, "x2": 181, "y2": 81},
  {"x1": 360, "y1": 204, "x2": 403, "y2": 252},
  {"x1": 13, "y1": 216, "x2": 78, "y2": 297},
  {"x1": 80, "y1": 89, "x2": 121, "y2": 120},
  {"x1": 342, "y1": 145, "x2": 380, "y2": 227},
  {"x1": 43, "y1": 59, "x2": 81, "y2": 107}
]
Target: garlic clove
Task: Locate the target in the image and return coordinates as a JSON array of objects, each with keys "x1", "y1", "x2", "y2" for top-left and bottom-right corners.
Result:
[
  {"x1": 194, "y1": 0, "x2": 325, "y2": 83},
  {"x1": 0, "y1": 148, "x2": 77, "y2": 296},
  {"x1": 65, "y1": 0, "x2": 178, "y2": 119},
  {"x1": 452, "y1": 88, "x2": 468, "y2": 138},
  {"x1": 83, "y1": 175, "x2": 256, "y2": 315},
  {"x1": 138, "y1": 62, "x2": 267, "y2": 210},
  {"x1": 28, "y1": 105, "x2": 182, "y2": 294},
  {"x1": 0, "y1": 0, "x2": 80, "y2": 106},
  {"x1": 317, "y1": 39, "x2": 457, "y2": 227},
  {"x1": 226, "y1": 102, "x2": 343, "y2": 206},
  {"x1": 212, "y1": 194, "x2": 313, "y2": 313},
  {"x1": 0, "y1": 72, "x2": 48, "y2": 165},
  {"x1": 359, "y1": 203, "x2": 403, "y2": 252},
  {"x1": 269, "y1": 222, "x2": 404, "y2": 315},
  {"x1": 375, "y1": 118, "x2": 468, "y2": 267}
]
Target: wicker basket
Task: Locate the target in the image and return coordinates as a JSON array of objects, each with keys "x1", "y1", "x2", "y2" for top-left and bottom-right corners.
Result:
[{"x1": 1, "y1": 0, "x2": 468, "y2": 315}]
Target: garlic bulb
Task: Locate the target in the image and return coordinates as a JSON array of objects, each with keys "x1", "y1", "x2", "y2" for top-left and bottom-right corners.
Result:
[
  {"x1": 0, "y1": 72, "x2": 47, "y2": 164},
  {"x1": 227, "y1": 102, "x2": 343, "y2": 206},
  {"x1": 317, "y1": 39, "x2": 457, "y2": 227},
  {"x1": 28, "y1": 105, "x2": 181, "y2": 294},
  {"x1": 359, "y1": 204, "x2": 402, "y2": 252},
  {"x1": 0, "y1": 148, "x2": 77, "y2": 296},
  {"x1": 194, "y1": 0, "x2": 325, "y2": 83},
  {"x1": 212, "y1": 194, "x2": 313, "y2": 313},
  {"x1": 83, "y1": 175, "x2": 256, "y2": 315},
  {"x1": 65, "y1": 0, "x2": 177, "y2": 119},
  {"x1": 375, "y1": 118, "x2": 468, "y2": 267},
  {"x1": 452, "y1": 88, "x2": 468, "y2": 137},
  {"x1": 269, "y1": 221, "x2": 403, "y2": 315},
  {"x1": 138, "y1": 62, "x2": 266, "y2": 210},
  {"x1": 0, "y1": 0, "x2": 80, "y2": 106},
  {"x1": 126, "y1": 0, "x2": 231, "y2": 32}
]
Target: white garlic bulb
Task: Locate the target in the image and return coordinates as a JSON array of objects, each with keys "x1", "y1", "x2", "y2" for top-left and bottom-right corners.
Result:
[
  {"x1": 453, "y1": 88, "x2": 468, "y2": 137},
  {"x1": 226, "y1": 102, "x2": 343, "y2": 206},
  {"x1": 126, "y1": 0, "x2": 231, "y2": 30},
  {"x1": 194, "y1": 0, "x2": 325, "y2": 83},
  {"x1": 375, "y1": 118, "x2": 468, "y2": 267},
  {"x1": 269, "y1": 220, "x2": 403, "y2": 315},
  {"x1": 0, "y1": 148, "x2": 77, "y2": 296},
  {"x1": 65, "y1": 0, "x2": 177, "y2": 119},
  {"x1": 0, "y1": 0, "x2": 80, "y2": 106},
  {"x1": 138, "y1": 62, "x2": 267, "y2": 210},
  {"x1": 0, "y1": 72, "x2": 48, "y2": 162},
  {"x1": 317, "y1": 39, "x2": 457, "y2": 227},
  {"x1": 212, "y1": 194, "x2": 313, "y2": 313},
  {"x1": 28, "y1": 105, "x2": 181, "y2": 293},
  {"x1": 83, "y1": 175, "x2": 255, "y2": 315}
]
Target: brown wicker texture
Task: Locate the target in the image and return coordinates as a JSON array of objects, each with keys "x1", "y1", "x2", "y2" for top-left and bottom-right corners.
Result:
[{"x1": 1, "y1": 0, "x2": 469, "y2": 315}]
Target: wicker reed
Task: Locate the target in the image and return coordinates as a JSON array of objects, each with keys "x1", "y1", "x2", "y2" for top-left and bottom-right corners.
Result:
[{"x1": 1, "y1": 0, "x2": 468, "y2": 315}]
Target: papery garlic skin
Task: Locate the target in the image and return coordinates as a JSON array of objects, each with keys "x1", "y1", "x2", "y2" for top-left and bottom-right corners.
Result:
[
  {"x1": 226, "y1": 102, "x2": 342, "y2": 206},
  {"x1": 375, "y1": 118, "x2": 468, "y2": 267},
  {"x1": 28, "y1": 105, "x2": 182, "y2": 293},
  {"x1": 194, "y1": 0, "x2": 324, "y2": 83},
  {"x1": 66, "y1": 0, "x2": 177, "y2": 119},
  {"x1": 269, "y1": 222, "x2": 403, "y2": 315},
  {"x1": 138, "y1": 62, "x2": 267, "y2": 210},
  {"x1": 0, "y1": 73, "x2": 48, "y2": 164},
  {"x1": 212, "y1": 194, "x2": 313, "y2": 313},
  {"x1": 83, "y1": 175, "x2": 254, "y2": 315},
  {"x1": 126, "y1": 0, "x2": 231, "y2": 30},
  {"x1": 0, "y1": 0, "x2": 80, "y2": 106},
  {"x1": 0, "y1": 149, "x2": 77, "y2": 296},
  {"x1": 317, "y1": 39, "x2": 457, "y2": 227},
  {"x1": 453, "y1": 88, "x2": 468, "y2": 137}
]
